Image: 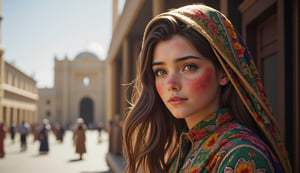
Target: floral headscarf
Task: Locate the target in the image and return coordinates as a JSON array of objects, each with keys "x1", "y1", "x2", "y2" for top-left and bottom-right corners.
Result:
[{"x1": 144, "y1": 4, "x2": 291, "y2": 172}]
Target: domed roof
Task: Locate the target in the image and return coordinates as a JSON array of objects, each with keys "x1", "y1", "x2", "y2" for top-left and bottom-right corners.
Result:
[{"x1": 74, "y1": 51, "x2": 99, "y2": 60}]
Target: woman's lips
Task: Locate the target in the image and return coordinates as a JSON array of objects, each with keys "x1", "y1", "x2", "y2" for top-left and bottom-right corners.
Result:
[{"x1": 168, "y1": 96, "x2": 188, "y2": 105}]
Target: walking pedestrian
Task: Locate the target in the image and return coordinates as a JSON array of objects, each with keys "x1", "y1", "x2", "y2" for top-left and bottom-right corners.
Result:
[
  {"x1": 0, "y1": 122, "x2": 6, "y2": 158},
  {"x1": 19, "y1": 121, "x2": 31, "y2": 152},
  {"x1": 97, "y1": 121, "x2": 104, "y2": 143},
  {"x1": 56, "y1": 122, "x2": 65, "y2": 143},
  {"x1": 38, "y1": 119, "x2": 50, "y2": 154},
  {"x1": 73, "y1": 118, "x2": 86, "y2": 160},
  {"x1": 9, "y1": 122, "x2": 16, "y2": 143}
]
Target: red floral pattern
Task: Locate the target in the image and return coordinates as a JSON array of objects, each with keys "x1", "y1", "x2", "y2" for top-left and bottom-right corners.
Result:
[
  {"x1": 168, "y1": 109, "x2": 280, "y2": 172},
  {"x1": 224, "y1": 158, "x2": 266, "y2": 173}
]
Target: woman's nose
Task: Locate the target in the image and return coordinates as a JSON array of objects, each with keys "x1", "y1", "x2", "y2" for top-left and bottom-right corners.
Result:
[{"x1": 167, "y1": 74, "x2": 180, "y2": 91}]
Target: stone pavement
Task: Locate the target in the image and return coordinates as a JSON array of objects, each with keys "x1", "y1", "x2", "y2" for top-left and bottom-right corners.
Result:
[{"x1": 0, "y1": 130, "x2": 112, "y2": 173}]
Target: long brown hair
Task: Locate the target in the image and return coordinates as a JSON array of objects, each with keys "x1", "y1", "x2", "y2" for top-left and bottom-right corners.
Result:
[{"x1": 123, "y1": 15, "x2": 258, "y2": 173}]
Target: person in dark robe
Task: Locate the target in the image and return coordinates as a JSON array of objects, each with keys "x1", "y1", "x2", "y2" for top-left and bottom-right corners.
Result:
[
  {"x1": 9, "y1": 122, "x2": 16, "y2": 143},
  {"x1": 38, "y1": 119, "x2": 50, "y2": 154}
]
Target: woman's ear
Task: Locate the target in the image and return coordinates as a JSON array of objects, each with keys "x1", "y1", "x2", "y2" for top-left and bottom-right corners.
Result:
[{"x1": 219, "y1": 71, "x2": 229, "y2": 86}]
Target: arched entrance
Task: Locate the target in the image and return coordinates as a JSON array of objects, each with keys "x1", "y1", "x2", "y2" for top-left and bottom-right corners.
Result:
[{"x1": 79, "y1": 97, "x2": 94, "y2": 126}]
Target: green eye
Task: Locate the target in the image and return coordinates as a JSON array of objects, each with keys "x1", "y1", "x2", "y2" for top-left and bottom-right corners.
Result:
[
  {"x1": 183, "y1": 64, "x2": 197, "y2": 71},
  {"x1": 155, "y1": 69, "x2": 167, "y2": 77}
]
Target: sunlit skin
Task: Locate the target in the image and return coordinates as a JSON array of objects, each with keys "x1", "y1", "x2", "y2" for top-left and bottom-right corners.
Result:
[{"x1": 152, "y1": 35, "x2": 228, "y2": 129}]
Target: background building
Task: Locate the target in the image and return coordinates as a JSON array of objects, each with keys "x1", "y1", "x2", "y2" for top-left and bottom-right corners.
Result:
[
  {"x1": 38, "y1": 51, "x2": 107, "y2": 128},
  {"x1": 0, "y1": 61, "x2": 38, "y2": 126},
  {"x1": 0, "y1": 0, "x2": 38, "y2": 128},
  {"x1": 106, "y1": 0, "x2": 299, "y2": 172}
]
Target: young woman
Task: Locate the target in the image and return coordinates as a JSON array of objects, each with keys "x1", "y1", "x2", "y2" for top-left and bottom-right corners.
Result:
[{"x1": 123, "y1": 4, "x2": 292, "y2": 173}]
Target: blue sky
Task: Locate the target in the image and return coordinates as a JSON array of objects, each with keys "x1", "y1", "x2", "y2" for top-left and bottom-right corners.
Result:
[{"x1": 2, "y1": 0, "x2": 124, "y2": 88}]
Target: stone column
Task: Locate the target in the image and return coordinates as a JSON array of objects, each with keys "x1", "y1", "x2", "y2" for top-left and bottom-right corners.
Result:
[
  {"x1": 10, "y1": 108, "x2": 15, "y2": 125},
  {"x1": 24, "y1": 109, "x2": 28, "y2": 123},
  {"x1": 5, "y1": 107, "x2": 10, "y2": 126},
  {"x1": 62, "y1": 58, "x2": 70, "y2": 124},
  {"x1": 107, "y1": 59, "x2": 119, "y2": 153},
  {"x1": 152, "y1": 0, "x2": 165, "y2": 16},
  {"x1": 113, "y1": 0, "x2": 119, "y2": 32},
  {"x1": 121, "y1": 38, "x2": 130, "y2": 117},
  {"x1": 107, "y1": 60, "x2": 118, "y2": 122},
  {"x1": 0, "y1": 107, "x2": 2, "y2": 121}
]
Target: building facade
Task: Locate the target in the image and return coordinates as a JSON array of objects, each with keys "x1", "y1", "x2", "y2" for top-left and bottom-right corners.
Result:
[
  {"x1": 106, "y1": 0, "x2": 299, "y2": 172},
  {"x1": 0, "y1": 0, "x2": 38, "y2": 128},
  {"x1": 38, "y1": 52, "x2": 107, "y2": 128},
  {"x1": 0, "y1": 61, "x2": 38, "y2": 127}
]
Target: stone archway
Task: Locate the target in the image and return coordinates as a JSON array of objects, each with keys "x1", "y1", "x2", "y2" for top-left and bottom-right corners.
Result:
[{"x1": 79, "y1": 97, "x2": 94, "y2": 126}]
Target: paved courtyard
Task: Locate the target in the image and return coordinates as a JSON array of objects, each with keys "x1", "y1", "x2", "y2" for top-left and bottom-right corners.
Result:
[{"x1": 0, "y1": 130, "x2": 111, "y2": 173}]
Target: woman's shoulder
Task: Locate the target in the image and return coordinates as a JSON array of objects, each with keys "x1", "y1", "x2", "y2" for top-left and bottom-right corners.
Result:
[
  {"x1": 218, "y1": 122, "x2": 271, "y2": 152},
  {"x1": 216, "y1": 144, "x2": 277, "y2": 172},
  {"x1": 214, "y1": 123, "x2": 283, "y2": 172}
]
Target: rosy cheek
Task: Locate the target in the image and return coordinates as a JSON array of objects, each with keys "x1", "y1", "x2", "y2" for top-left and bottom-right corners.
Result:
[
  {"x1": 185, "y1": 67, "x2": 214, "y2": 91},
  {"x1": 155, "y1": 82, "x2": 164, "y2": 97}
]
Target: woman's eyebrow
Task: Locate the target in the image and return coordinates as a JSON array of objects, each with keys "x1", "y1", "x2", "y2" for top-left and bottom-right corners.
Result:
[
  {"x1": 152, "y1": 55, "x2": 202, "y2": 67},
  {"x1": 175, "y1": 55, "x2": 202, "y2": 62},
  {"x1": 152, "y1": 61, "x2": 164, "y2": 66}
]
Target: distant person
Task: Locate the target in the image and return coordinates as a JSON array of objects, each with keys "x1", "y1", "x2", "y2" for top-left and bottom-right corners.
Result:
[
  {"x1": 9, "y1": 122, "x2": 16, "y2": 143},
  {"x1": 38, "y1": 119, "x2": 51, "y2": 154},
  {"x1": 97, "y1": 121, "x2": 104, "y2": 143},
  {"x1": 0, "y1": 122, "x2": 6, "y2": 158},
  {"x1": 32, "y1": 123, "x2": 40, "y2": 142},
  {"x1": 73, "y1": 118, "x2": 86, "y2": 160},
  {"x1": 19, "y1": 121, "x2": 31, "y2": 151},
  {"x1": 56, "y1": 123, "x2": 65, "y2": 143},
  {"x1": 53, "y1": 122, "x2": 60, "y2": 141}
]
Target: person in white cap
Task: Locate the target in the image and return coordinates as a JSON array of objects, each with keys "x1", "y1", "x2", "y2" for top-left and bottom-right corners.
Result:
[{"x1": 73, "y1": 118, "x2": 86, "y2": 160}]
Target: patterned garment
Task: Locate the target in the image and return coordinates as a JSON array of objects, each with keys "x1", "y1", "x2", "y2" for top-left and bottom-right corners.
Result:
[
  {"x1": 145, "y1": 4, "x2": 292, "y2": 172},
  {"x1": 168, "y1": 108, "x2": 283, "y2": 173}
]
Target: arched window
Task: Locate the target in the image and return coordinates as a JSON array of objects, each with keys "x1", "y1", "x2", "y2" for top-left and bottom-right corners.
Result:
[{"x1": 83, "y1": 76, "x2": 90, "y2": 87}]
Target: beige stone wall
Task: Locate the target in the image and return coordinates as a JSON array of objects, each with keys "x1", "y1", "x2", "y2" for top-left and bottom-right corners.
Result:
[
  {"x1": 1, "y1": 61, "x2": 38, "y2": 127},
  {"x1": 37, "y1": 88, "x2": 56, "y2": 123},
  {"x1": 38, "y1": 52, "x2": 106, "y2": 128}
]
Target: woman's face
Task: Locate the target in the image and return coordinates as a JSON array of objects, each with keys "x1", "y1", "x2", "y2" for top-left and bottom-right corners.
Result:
[{"x1": 152, "y1": 34, "x2": 227, "y2": 128}]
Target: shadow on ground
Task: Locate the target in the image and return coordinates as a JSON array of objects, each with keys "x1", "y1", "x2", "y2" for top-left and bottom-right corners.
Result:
[{"x1": 68, "y1": 158, "x2": 83, "y2": 162}]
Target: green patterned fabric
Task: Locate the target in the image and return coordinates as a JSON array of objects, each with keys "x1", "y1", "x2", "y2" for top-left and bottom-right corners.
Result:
[
  {"x1": 168, "y1": 108, "x2": 280, "y2": 172},
  {"x1": 145, "y1": 4, "x2": 291, "y2": 172}
]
